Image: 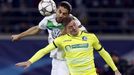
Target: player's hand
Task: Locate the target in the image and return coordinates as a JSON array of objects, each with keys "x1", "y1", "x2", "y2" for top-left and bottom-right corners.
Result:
[
  {"x1": 15, "y1": 61, "x2": 31, "y2": 69},
  {"x1": 115, "y1": 70, "x2": 122, "y2": 75},
  {"x1": 11, "y1": 34, "x2": 21, "y2": 42}
]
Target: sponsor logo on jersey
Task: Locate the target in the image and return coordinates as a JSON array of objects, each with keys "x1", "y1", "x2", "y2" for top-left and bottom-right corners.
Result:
[{"x1": 65, "y1": 43, "x2": 89, "y2": 51}]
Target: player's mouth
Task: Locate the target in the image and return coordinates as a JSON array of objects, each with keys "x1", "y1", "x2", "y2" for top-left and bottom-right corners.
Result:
[{"x1": 56, "y1": 17, "x2": 63, "y2": 23}]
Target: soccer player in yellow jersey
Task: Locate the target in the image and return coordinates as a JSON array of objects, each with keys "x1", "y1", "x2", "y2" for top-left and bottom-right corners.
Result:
[{"x1": 15, "y1": 17, "x2": 122, "y2": 75}]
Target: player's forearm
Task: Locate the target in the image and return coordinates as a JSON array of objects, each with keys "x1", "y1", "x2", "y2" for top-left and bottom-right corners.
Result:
[
  {"x1": 29, "y1": 43, "x2": 56, "y2": 63},
  {"x1": 98, "y1": 49, "x2": 118, "y2": 71},
  {"x1": 28, "y1": 49, "x2": 48, "y2": 63},
  {"x1": 18, "y1": 26, "x2": 41, "y2": 38}
]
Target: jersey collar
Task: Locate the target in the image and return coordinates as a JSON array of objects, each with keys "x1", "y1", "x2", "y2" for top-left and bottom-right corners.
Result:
[{"x1": 67, "y1": 31, "x2": 83, "y2": 37}]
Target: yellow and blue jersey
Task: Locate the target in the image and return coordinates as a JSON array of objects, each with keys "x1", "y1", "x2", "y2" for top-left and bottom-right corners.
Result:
[
  {"x1": 53, "y1": 31, "x2": 102, "y2": 75},
  {"x1": 29, "y1": 31, "x2": 118, "y2": 75}
]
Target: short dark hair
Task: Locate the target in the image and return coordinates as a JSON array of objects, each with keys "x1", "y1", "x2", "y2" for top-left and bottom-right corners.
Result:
[
  {"x1": 62, "y1": 16, "x2": 74, "y2": 26},
  {"x1": 60, "y1": 16, "x2": 74, "y2": 35},
  {"x1": 58, "y1": 1, "x2": 72, "y2": 13}
]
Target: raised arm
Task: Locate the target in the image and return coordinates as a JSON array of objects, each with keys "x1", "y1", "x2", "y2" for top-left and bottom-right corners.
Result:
[
  {"x1": 92, "y1": 34, "x2": 121, "y2": 75},
  {"x1": 29, "y1": 43, "x2": 56, "y2": 63},
  {"x1": 15, "y1": 43, "x2": 56, "y2": 69},
  {"x1": 11, "y1": 26, "x2": 41, "y2": 41},
  {"x1": 98, "y1": 48, "x2": 121, "y2": 75},
  {"x1": 11, "y1": 16, "x2": 48, "y2": 41}
]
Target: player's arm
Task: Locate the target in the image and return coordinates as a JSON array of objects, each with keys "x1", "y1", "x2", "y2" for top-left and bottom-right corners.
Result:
[
  {"x1": 11, "y1": 17, "x2": 48, "y2": 41},
  {"x1": 11, "y1": 26, "x2": 41, "y2": 41},
  {"x1": 15, "y1": 42, "x2": 57, "y2": 69},
  {"x1": 15, "y1": 37, "x2": 60, "y2": 69},
  {"x1": 29, "y1": 36, "x2": 60, "y2": 63},
  {"x1": 28, "y1": 42, "x2": 56, "y2": 63},
  {"x1": 98, "y1": 49, "x2": 121, "y2": 75},
  {"x1": 92, "y1": 34, "x2": 121, "y2": 75}
]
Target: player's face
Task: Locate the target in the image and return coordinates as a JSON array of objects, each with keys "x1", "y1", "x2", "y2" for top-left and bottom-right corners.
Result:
[
  {"x1": 56, "y1": 6, "x2": 69, "y2": 23},
  {"x1": 66, "y1": 20, "x2": 79, "y2": 36}
]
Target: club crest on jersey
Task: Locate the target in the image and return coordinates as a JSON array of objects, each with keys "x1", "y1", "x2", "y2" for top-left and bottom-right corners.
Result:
[{"x1": 82, "y1": 36, "x2": 87, "y2": 41}]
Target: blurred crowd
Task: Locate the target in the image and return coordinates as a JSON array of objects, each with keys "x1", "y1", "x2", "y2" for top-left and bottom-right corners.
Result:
[
  {"x1": 0, "y1": 0, "x2": 134, "y2": 75},
  {"x1": 0, "y1": 0, "x2": 134, "y2": 34},
  {"x1": 97, "y1": 52, "x2": 134, "y2": 75}
]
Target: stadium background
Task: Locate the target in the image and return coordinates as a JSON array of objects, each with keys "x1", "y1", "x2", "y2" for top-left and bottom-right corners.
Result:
[{"x1": 0, "y1": 0, "x2": 134, "y2": 75}]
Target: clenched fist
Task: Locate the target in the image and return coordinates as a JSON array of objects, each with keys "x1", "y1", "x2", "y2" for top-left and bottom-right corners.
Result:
[{"x1": 11, "y1": 34, "x2": 21, "y2": 41}]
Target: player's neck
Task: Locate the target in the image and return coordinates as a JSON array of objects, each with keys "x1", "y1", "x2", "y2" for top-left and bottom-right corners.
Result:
[{"x1": 68, "y1": 31, "x2": 82, "y2": 37}]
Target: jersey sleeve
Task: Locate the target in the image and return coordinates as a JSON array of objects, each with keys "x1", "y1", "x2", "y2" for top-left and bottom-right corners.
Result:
[
  {"x1": 92, "y1": 34, "x2": 118, "y2": 71},
  {"x1": 29, "y1": 43, "x2": 56, "y2": 63},
  {"x1": 53, "y1": 37, "x2": 61, "y2": 48},
  {"x1": 38, "y1": 17, "x2": 48, "y2": 30},
  {"x1": 92, "y1": 34, "x2": 102, "y2": 51},
  {"x1": 98, "y1": 49, "x2": 118, "y2": 71},
  {"x1": 91, "y1": 34, "x2": 118, "y2": 71}
]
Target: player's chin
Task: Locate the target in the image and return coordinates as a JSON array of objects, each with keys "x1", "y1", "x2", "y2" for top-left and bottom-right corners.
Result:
[
  {"x1": 57, "y1": 19, "x2": 63, "y2": 23},
  {"x1": 71, "y1": 32, "x2": 77, "y2": 36}
]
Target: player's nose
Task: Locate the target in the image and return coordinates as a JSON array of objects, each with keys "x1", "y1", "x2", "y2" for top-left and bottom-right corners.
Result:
[
  {"x1": 72, "y1": 26, "x2": 76, "y2": 29},
  {"x1": 59, "y1": 13, "x2": 63, "y2": 17}
]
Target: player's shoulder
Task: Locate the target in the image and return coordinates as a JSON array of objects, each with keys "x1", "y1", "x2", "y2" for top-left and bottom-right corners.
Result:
[
  {"x1": 57, "y1": 34, "x2": 69, "y2": 40},
  {"x1": 54, "y1": 34, "x2": 67, "y2": 42},
  {"x1": 82, "y1": 31, "x2": 96, "y2": 37},
  {"x1": 69, "y1": 14, "x2": 76, "y2": 18},
  {"x1": 69, "y1": 14, "x2": 73, "y2": 17},
  {"x1": 57, "y1": 34, "x2": 67, "y2": 39}
]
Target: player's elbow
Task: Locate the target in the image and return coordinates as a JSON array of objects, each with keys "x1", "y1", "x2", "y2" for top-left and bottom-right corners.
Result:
[{"x1": 30, "y1": 26, "x2": 41, "y2": 34}]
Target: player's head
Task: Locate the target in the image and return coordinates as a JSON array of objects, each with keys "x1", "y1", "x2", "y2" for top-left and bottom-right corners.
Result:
[
  {"x1": 62, "y1": 16, "x2": 79, "y2": 36},
  {"x1": 56, "y1": 1, "x2": 72, "y2": 23}
]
